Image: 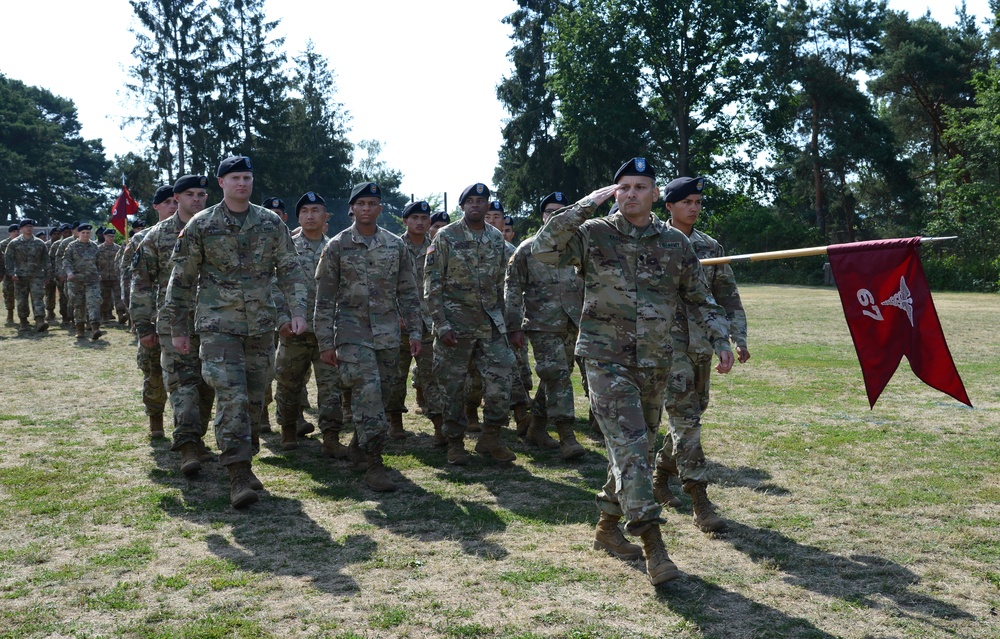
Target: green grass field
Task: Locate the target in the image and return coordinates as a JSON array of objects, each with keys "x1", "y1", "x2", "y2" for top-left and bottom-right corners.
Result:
[{"x1": 1, "y1": 284, "x2": 997, "y2": 638}]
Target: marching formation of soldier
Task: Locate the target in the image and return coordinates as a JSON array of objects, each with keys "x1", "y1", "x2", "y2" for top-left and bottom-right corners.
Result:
[{"x1": 1, "y1": 154, "x2": 751, "y2": 587}]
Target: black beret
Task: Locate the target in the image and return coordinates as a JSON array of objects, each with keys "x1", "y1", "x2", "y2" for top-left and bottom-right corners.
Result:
[
  {"x1": 614, "y1": 157, "x2": 656, "y2": 183},
  {"x1": 38, "y1": 231, "x2": 46, "y2": 237},
  {"x1": 103, "y1": 228, "x2": 116, "y2": 236},
  {"x1": 488, "y1": 200, "x2": 504, "y2": 214},
  {"x1": 8, "y1": 223, "x2": 20, "y2": 232},
  {"x1": 539, "y1": 191, "x2": 568, "y2": 213},
  {"x1": 663, "y1": 176, "x2": 706, "y2": 203},
  {"x1": 78, "y1": 223, "x2": 93, "y2": 231},
  {"x1": 263, "y1": 197, "x2": 285, "y2": 211},
  {"x1": 296, "y1": 191, "x2": 327, "y2": 212},
  {"x1": 132, "y1": 220, "x2": 146, "y2": 229},
  {"x1": 430, "y1": 211, "x2": 450, "y2": 225},
  {"x1": 459, "y1": 183, "x2": 491, "y2": 205},
  {"x1": 152, "y1": 185, "x2": 175, "y2": 205},
  {"x1": 174, "y1": 174, "x2": 208, "y2": 193},
  {"x1": 503, "y1": 214, "x2": 513, "y2": 226},
  {"x1": 18, "y1": 218, "x2": 36, "y2": 228},
  {"x1": 217, "y1": 156, "x2": 253, "y2": 177},
  {"x1": 59, "y1": 223, "x2": 71, "y2": 232},
  {"x1": 70, "y1": 221, "x2": 81, "y2": 230},
  {"x1": 402, "y1": 201, "x2": 431, "y2": 218},
  {"x1": 349, "y1": 182, "x2": 381, "y2": 205}
]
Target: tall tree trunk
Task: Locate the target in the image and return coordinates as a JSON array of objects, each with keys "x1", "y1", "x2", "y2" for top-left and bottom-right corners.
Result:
[{"x1": 811, "y1": 95, "x2": 825, "y2": 234}]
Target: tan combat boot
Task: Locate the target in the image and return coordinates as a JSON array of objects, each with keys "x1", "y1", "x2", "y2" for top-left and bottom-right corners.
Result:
[
  {"x1": 46, "y1": 310, "x2": 56, "y2": 322},
  {"x1": 414, "y1": 386, "x2": 427, "y2": 415},
  {"x1": 512, "y1": 403, "x2": 532, "y2": 437},
  {"x1": 280, "y1": 422, "x2": 298, "y2": 451},
  {"x1": 35, "y1": 318, "x2": 49, "y2": 333},
  {"x1": 684, "y1": 481, "x2": 727, "y2": 533},
  {"x1": 430, "y1": 414, "x2": 448, "y2": 447},
  {"x1": 447, "y1": 435, "x2": 469, "y2": 465},
  {"x1": 525, "y1": 415, "x2": 560, "y2": 449},
  {"x1": 194, "y1": 439, "x2": 215, "y2": 463},
  {"x1": 75, "y1": 323, "x2": 86, "y2": 339},
  {"x1": 227, "y1": 461, "x2": 259, "y2": 509},
  {"x1": 638, "y1": 524, "x2": 681, "y2": 585},
  {"x1": 321, "y1": 429, "x2": 349, "y2": 459},
  {"x1": 178, "y1": 442, "x2": 202, "y2": 477},
  {"x1": 296, "y1": 413, "x2": 315, "y2": 436},
  {"x1": 364, "y1": 445, "x2": 396, "y2": 492},
  {"x1": 19, "y1": 318, "x2": 30, "y2": 331},
  {"x1": 464, "y1": 402, "x2": 481, "y2": 433},
  {"x1": 148, "y1": 414, "x2": 165, "y2": 439},
  {"x1": 593, "y1": 513, "x2": 642, "y2": 559},
  {"x1": 653, "y1": 454, "x2": 682, "y2": 508},
  {"x1": 5, "y1": 309, "x2": 14, "y2": 325},
  {"x1": 388, "y1": 411, "x2": 408, "y2": 440},
  {"x1": 347, "y1": 433, "x2": 368, "y2": 471},
  {"x1": 90, "y1": 322, "x2": 104, "y2": 341},
  {"x1": 474, "y1": 423, "x2": 516, "y2": 463},
  {"x1": 555, "y1": 419, "x2": 585, "y2": 459}
]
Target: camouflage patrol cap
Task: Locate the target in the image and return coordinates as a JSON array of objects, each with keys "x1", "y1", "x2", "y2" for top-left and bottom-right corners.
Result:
[
  {"x1": 295, "y1": 191, "x2": 326, "y2": 212},
  {"x1": 538, "y1": 191, "x2": 568, "y2": 213},
  {"x1": 614, "y1": 157, "x2": 655, "y2": 183},
  {"x1": 217, "y1": 156, "x2": 253, "y2": 177},
  {"x1": 663, "y1": 176, "x2": 706, "y2": 203},
  {"x1": 262, "y1": 196, "x2": 285, "y2": 211},
  {"x1": 459, "y1": 183, "x2": 490, "y2": 206},
  {"x1": 173, "y1": 175, "x2": 208, "y2": 193},
  {"x1": 152, "y1": 185, "x2": 175, "y2": 205},
  {"x1": 402, "y1": 201, "x2": 431, "y2": 218},
  {"x1": 349, "y1": 182, "x2": 381, "y2": 205}
]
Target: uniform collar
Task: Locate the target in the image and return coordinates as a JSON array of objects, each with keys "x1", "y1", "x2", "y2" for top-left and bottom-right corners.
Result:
[
  {"x1": 610, "y1": 211, "x2": 661, "y2": 239},
  {"x1": 459, "y1": 217, "x2": 494, "y2": 243},
  {"x1": 349, "y1": 224, "x2": 385, "y2": 248}
]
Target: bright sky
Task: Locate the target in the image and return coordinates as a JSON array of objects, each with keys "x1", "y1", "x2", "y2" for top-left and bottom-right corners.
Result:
[{"x1": 1, "y1": 0, "x2": 993, "y2": 201}]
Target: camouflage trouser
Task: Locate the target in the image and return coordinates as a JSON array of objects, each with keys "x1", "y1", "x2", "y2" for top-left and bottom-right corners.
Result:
[
  {"x1": 100, "y1": 280, "x2": 126, "y2": 319},
  {"x1": 161, "y1": 334, "x2": 215, "y2": 450},
  {"x1": 136, "y1": 341, "x2": 166, "y2": 418},
  {"x1": 14, "y1": 277, "x2": 46, "y2": 320},
  {"x1": 199, "y1": 332, "x2": 273, "y2": 466},
  {"x1": 274, "y1": 332, "x2": 342, "y2": 433},
  {"x1": 57, "y1": 280, "x2": 68, "y2": 319},
  {"x1": 433, "y1": 332, "x2": 513, "y2": 438},
  {"x1": 527, "y1": 330, "x2": 576, "y2": 424},
  {"x1": 3, "y1": 275, "x2": 15, "y2": 311},
  {"x1": 587, "y1": 358, "x2": 669, "y2": 534},
  {"x1": 68, "y1": 280, "x2": 101, "y2": 324},
  {"x1": 387, "y1": 331, "x2": 434, "y2": 413},
  {"x1": 656, "y1": 351, "x2": 712, "y2": 483},
  {"x1": 465, "y1": 341, "x2": 530, "y2": 409},
  {"x1": 44, "y1": 279, "x2": 56, "y2": 316},
  {"x1": 337, "y1": 344, "x2": 396, "y2": 452}
]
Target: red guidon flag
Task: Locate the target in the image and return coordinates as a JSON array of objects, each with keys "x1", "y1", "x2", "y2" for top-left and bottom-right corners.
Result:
[
  {"x1": 110, "y1": 185, "x2": 139, "y2": 235},
  {"x1": 827, "y1": 237, "x2": 971, "y2": 408}
]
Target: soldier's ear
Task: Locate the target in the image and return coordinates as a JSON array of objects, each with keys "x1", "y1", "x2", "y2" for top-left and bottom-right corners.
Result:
[{"x1": 653, "y1": 187, "x2": 660, "y2": 202}]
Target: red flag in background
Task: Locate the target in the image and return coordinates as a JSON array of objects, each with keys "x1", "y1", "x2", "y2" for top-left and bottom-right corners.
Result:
[
  {"x1": 110, "y1": 185, "x2": 139, "y2": 235},
  {"x1": 827, "y1": 237, "x2": 971, "y2": 408}
]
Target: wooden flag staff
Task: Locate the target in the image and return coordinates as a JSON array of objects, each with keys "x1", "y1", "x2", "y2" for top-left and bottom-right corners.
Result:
[{"x1": 700, "y1": 236, "x2": 957, "y2": 266}]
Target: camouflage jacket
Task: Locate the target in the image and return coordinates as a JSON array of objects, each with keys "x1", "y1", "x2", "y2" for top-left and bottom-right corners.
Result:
[
  {"x1": 0, "y1": 237, "x2": 13, "y2": 279},
  {"x1": 4, "y1": 235, "x2": 49, "y2": 280},
  {"x1": 53, "y1": 236, "x2": 76, "y2": 278},
  {"x1": 275, "y1": 232, "x2": 328, "y2": 327},
  {"x1": 530, "y1": 201, "x2": 731, "y2": 368},
  {"x1": 163, "y1": 202, "x2": 308, "y2": 337},
  {"x1": 423, "y1": 218, "x2": 508, "y2": 339},
  {"x1": 130, "y1": 214, "x2": 194, "y2": 338},
  {"x1": 119, "y1": 230, "x2": 147, "y2": 294},
  {"x1": 667, "y1": 222, "x2": 748, "y2": 355},
  {"x1": 96, "y1": 242, "x2": 121, "y2": 280},
  {"x1": 506, "y1": 236, "x2": 583, "y2": 333},
  {"x1": 402, "y1": 232, "x2": 434, "y2": 335},
  {"x1": 314, "y1": 225, "x2": 421, "y2": 354},
  {"x1": 63, "y1": 240, "x2": 101, "y2": 283}
]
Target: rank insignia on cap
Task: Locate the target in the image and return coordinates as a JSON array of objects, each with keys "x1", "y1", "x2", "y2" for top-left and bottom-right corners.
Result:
[{"x1": 635, "y1": 158, "x2": 646, "y2": 172}]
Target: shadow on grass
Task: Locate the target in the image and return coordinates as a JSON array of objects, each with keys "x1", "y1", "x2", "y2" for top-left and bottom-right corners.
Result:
[
  {"x1": 723, "y1": 521, "x2": 973, "y2": 625},
  {"x1": 707, "y1": 460, "x2": 791, "y2": 496},
  {"x1": 655, "y1": 572, "x2": 840, "y2": 639},
  {"x1": 147, "y1": 441, "x2": 372, "y2": 595}
]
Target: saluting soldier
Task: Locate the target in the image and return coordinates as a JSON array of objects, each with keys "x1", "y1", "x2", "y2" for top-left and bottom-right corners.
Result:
[
  {"x1": 314, "y1": 182, "x2": 422, "y2": 492},
  {"x1": 63, "y1": 223, "x2": 105, "y2": 340},
  {"x1": 131, "y1": 175, "x2": 216, "y2": 468},
  {"x1": 424, "y1": 183, "x2": 518, "y2": 466},
  {"x1": 164, "y1": 156, "x2": 309, "y2": 509},
  {"x1": 531, "y1": 158, "x2": 733, "y2": 586},
  {"x1": 4, "y1": 219, "x2": 50, "y2": 332},
  {"x1": 652, "y1": 176, "x2": 750, "y2": 533}
]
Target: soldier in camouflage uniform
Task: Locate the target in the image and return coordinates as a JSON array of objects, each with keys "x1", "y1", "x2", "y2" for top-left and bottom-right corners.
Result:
[
  {"x1": 53, "y1": 223, "x2": 78, "y2": 325},
  {"x1": 314, "y1": 182, "x2": 422, "y2": 492},
  {"x1": 651, "y1": 177, "x2": 750, "y2": 534},
  {"x1": 63, "y1": 224, "x2": 106, "y2": 340},
  {"x1": 531, "y1": 158, "x2": 734, "y2": 586},
  {"x1": 424, "y1": 183, "x2": 518, "y2": 466},
  {"x1": 273, "y1": 191, "x2": 346, "y2": 458},
  {"x1": 4, "y1": 219, "x2": 50, "y2": 332},
  {"x1": 506, "y1": 192, "x2": 587, "y2": 459},
  {"x1": 43, "y1": 225, "x2": 61, "y2": 322},
  {"x1": 385, "y1": 200, "x2": 436, "y2": 440},
  {"x1": 97, "y1": 229, "x2": 126, "y2": 323},
  {"x1": 164, "y1": 156, "x2": 308, "y2": 509},
  {"x1": 125, "y1": 196, "x2": 171, "y2": 438},
  {"x1": 1, "y1": 224, "x2": 18, "y2": 325},
  {"x1": 131, "y1": 176, "x2": 216, "y2": 466}
]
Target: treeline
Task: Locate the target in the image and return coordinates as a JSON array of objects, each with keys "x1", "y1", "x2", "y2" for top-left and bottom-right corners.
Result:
[{"x1": 494, "y1": 0, "x2": 1000, "y2": 291}]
